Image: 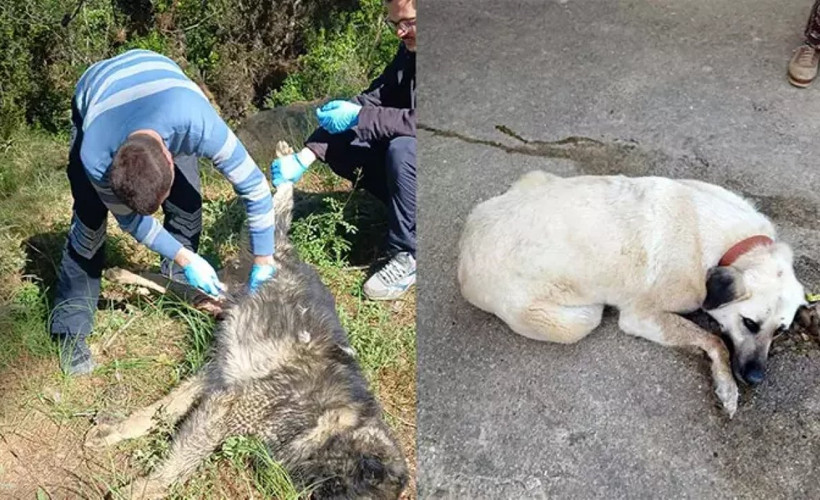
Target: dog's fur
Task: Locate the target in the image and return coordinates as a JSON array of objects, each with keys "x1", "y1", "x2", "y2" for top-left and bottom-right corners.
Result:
[
  {"x1": 457, "y1": 171, "x2": 807, "y2": 417},
  {"x1": 86, "y1": 173, "x2": 408, "y2": 498}
]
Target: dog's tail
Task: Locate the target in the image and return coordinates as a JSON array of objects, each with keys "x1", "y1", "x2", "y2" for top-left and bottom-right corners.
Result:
[{"x1": 272, "y1": 140, "x2": 296, "y2": 256}]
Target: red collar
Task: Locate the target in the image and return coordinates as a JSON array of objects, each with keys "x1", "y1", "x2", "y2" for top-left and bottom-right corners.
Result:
[{"x1": 719, "y1": 235, "x2": 774, "y2": 266}]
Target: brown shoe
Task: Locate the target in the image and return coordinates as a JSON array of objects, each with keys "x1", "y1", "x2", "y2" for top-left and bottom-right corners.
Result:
[{"x1": 788, "y1": 44, "x2": 820, "y2": 88}]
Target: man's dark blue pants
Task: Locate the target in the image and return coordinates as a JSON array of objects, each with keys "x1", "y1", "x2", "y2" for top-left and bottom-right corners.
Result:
[
  {"x1": 50, "y1": 104, "x2": 202, "y2": 341},
  {"x1": 321, "y1": 133, "x2": 416, "y2": 258}
]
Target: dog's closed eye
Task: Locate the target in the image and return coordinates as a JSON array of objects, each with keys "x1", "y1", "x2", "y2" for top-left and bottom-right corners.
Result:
[{"x1": 742, "y1": 317, "x2": 760, "y2": 334}]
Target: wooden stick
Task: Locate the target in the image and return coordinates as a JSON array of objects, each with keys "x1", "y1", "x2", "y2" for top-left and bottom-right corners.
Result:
[
  {"x1": 103, "y1": 268, "x2": 170, "y2": 294},
  {"x1": 100, "y1": 313, "x2": 140, "y2": 352},
  {"x1": 102, "y1": 267, "x2": 225, "y2": 316}
]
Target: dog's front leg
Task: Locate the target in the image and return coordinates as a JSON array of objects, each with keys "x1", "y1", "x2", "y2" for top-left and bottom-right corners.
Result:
[
  {"x1": 618, "y1": 309, "x2": 738, "y2": 418},
  {"x1": 119, "y1": 391, "x2": 234, "y2": 496},
  {"x1": 86, "y1": 373, "x2": 206, "y2": 449}
]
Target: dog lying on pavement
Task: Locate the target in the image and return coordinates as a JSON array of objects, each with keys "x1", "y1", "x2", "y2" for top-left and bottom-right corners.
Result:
[
  {"x1": 85, "y1": 145, "x2": 408, "y2": 499},
  {"x1": 457, "y1": 170, "x2": 808, "y2": 417}
]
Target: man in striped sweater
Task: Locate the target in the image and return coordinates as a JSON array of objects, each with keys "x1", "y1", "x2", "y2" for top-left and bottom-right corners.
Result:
[{"x1": 51, "y1": 49, "x2": 276, "y2": 375}]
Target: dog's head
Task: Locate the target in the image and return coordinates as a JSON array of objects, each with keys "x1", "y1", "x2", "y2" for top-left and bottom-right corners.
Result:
[
  {"x1": 702, "y1": 242, "x2": 806, "y2": 386},
  {"x1": 301, "y1": 419, "x2": 408, "y2": 500}
]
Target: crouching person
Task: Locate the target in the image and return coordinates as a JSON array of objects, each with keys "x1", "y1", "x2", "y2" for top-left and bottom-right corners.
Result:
[
  {"x1": 271, "y1": 0, "x2": 416, "y2": 301},
  {"x1": 51, "y1": 49, "x2": 276, "y2": 375}
]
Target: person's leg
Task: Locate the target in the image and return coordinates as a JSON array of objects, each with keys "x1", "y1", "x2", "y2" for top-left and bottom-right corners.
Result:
[
  {"x1": 362, "y1": 136, "x2": 417, "y2": 301},
  {"x1": 806, "y1": 0, "x2": 820, "y2": 47},
  {"x1": 382, "y1": 136, "x2": 416, "y2": 258},
  {"x1": 321, "y1": 132, "x2": 416, "y2": 299},
  {"x1": 322, "y1": 131, "x2": 389, "y2": 201},
  {"x1": 789, "y1": 0, "x2": 820, "y2": 87},
  {"x1": 50, "y1": 111, "x2": 108, "y2": 375},
  {"x1": 160, "y1": 154, "x2": 202, "y2": 281}
]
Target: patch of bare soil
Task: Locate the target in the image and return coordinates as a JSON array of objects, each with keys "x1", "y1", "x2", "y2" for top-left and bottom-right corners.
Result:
[{"x1": 0, "y1": 409, "x2": 118, "y2": 499}]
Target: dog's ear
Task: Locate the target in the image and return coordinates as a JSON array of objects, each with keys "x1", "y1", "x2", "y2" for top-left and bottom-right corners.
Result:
[
  {"x1": 703, "y1": 266, "x2": 748, "y2": 310},
  {"x1": 356, "y1": 455, "x2": 387, "y2": 485}
]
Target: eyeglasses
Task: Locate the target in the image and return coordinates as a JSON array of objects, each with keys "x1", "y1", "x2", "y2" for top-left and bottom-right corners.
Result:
[{"x1": 385, "y1": 17, "x2": 416, "y2": 33}]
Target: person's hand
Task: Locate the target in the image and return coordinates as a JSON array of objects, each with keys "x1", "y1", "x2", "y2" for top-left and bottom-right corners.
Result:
[
  {"x1": 270, "y1": 148, "x2": 315, "y2": 187},
  {"x1": 181, "y1": 253, "x2": 225, "y2": 297},
  {"x1": 316, "y1": 100, "x2": 362, "y2": 134},
  {"x1": 248, "y1": 263, "x2": 276, "y2": 294}
]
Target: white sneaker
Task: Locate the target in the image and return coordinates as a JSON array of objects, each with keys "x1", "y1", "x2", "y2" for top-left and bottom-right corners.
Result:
[{"x1": 363, "y1": 252, "x2": 416, "y2": 300}]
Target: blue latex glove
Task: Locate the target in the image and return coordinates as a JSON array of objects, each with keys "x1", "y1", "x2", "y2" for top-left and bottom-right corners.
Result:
[
  {"x1": 316, "y1": 100, "x2": 362, "y2": 134},
  {"x1": 271, "y1": 153, "x2": 309, "y2": 187},
  {"x1": 182, "y1": 253, "x2": 224, "y2": 297},
  {"x1": 248, "y1": 263, "x2": 276, "y2": 294}
]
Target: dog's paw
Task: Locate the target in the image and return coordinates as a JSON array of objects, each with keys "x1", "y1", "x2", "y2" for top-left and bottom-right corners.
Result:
[
  {"x1": 85, "y1": 423, "x2": 125, "y2": 449},
  {"x1": 275, "y1": 140, "x2": 295, "y2": 158},
  {"x1": 714, "y1": 377, "x2": 739, "y2": 418},
  {"x1": 119, "y1": 478, "x2": 168, "y2": 500},
  {"x1": 192, "y1": 295, "x2": 224, "y2": 317}
]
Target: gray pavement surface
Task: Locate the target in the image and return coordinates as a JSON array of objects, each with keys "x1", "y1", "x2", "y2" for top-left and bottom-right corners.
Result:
[{"x1": 417, "y1": 1, "x2": 820, "y2": 498}]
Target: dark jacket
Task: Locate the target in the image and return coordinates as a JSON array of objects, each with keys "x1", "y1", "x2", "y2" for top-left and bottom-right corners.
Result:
[{"x1": 305, "y1": 43, "x2": 416, "y2": 161}]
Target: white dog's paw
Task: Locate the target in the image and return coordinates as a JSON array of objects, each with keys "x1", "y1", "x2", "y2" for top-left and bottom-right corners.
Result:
[
  {"x1": 275, "y1": 140, "x2": 294, "y2": 158},
  {"x1": 85, "y1": 422, "x2": 125, "y2": 449},
  {"x1": 714, "y1": 376, "x2": 739, "y2": 418}
]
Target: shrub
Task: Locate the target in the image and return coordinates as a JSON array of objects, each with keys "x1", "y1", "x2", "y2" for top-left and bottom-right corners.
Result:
[
  {"x1": 0, "y1": 0, "x2": 396, "y2": 139},
  {"x1": 265, "y1": 0, "x2": 398, "y2": 107}
]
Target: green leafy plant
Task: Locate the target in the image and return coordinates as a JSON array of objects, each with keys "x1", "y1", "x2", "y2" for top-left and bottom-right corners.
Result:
[
  {"x1": 290, "y1": 195, "x2": 359, "y2": 267},
  {"x1": 265, "y1": 0, "x2": 399, "y2": 106}
]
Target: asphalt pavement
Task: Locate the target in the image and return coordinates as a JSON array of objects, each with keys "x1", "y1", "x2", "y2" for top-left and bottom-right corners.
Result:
[{"x1": 418, "y1": 1, "x2": 820, "y2": 498}]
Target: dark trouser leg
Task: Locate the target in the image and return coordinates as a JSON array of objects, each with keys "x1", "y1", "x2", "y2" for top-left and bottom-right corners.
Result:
[
  {"x1": 322, "y1": 132, "x2": 416, "y2": 257},
  {"x1": 50, "y1": 112, "x2": 108, "y2": 372},
  {"x1": 806, "y1": 0, "x2": 820, "y2": 47},
  {"x1": 383, "y1": 136, "x2": 416, "y2": 258},
  {"x1": 322, "y1": 131, "x2": 390, "y2": 203},
  {"x1": 159, "y1": 154, "x2": 202, "y2": 280}
]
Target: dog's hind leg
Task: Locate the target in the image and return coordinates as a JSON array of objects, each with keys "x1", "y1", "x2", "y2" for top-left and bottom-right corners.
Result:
[
  {"x1": 121, "y1": 391, "x2": 235, "y2": 498},
  {"x1": 507, "y1": 301, "x2": 604, "y2": 344},
  {"x1": 618, "y1": 309, "x2": 738, "y2": 417},
  {"x1": 85, "y1": 373, "x2": 206, "y2": 449}
]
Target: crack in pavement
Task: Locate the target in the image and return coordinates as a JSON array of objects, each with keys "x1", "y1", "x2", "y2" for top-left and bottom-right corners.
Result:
[
  {"x1": 419, "y1": 123, "x2": 657, "y2": 177},
  {"x1": 419, "y1": 123, "x2": 820, "y2": 233}
]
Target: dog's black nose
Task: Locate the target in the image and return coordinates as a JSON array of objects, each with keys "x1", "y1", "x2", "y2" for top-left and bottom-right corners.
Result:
[{"x1": 742, "y1": 362, "x2": 766, "y2": 386}]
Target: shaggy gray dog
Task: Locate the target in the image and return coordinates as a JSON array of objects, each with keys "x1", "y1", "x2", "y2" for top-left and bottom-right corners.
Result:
[{"x1": 86, "y1": 178, "x2": 409, "y2": 499}]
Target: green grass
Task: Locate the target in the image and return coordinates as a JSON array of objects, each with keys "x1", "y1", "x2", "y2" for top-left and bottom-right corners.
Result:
[
  {"x1": 0, "y1": 128, "x2": 68, "y2": 299},
  {"x1": 1, "y1": 281, "x2": 56, "y2": 368},
  {"x1": 343, "y1": 300, "x2": 416, "y2": 377},
  {"x1": 219, "y1": 436, "x2": 311, "y2": 500},
  {"x1": 0, "y1": 127, "x2": 416, "y2": 498}
]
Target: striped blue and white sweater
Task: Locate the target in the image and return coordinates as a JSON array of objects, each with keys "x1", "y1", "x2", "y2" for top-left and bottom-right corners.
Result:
[{"x1": 74, "y1": 49, "x2": 274, "y2": 260}]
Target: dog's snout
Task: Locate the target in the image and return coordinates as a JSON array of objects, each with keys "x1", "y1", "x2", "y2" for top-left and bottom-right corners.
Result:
[{"x1": 742, "y1": 362, "x2": 766, "y2": 386}]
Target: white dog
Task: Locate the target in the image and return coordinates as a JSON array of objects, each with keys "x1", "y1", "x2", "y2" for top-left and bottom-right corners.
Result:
[{"x1": 457, "y1": 171, "x2": 807, "y2": 417}]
